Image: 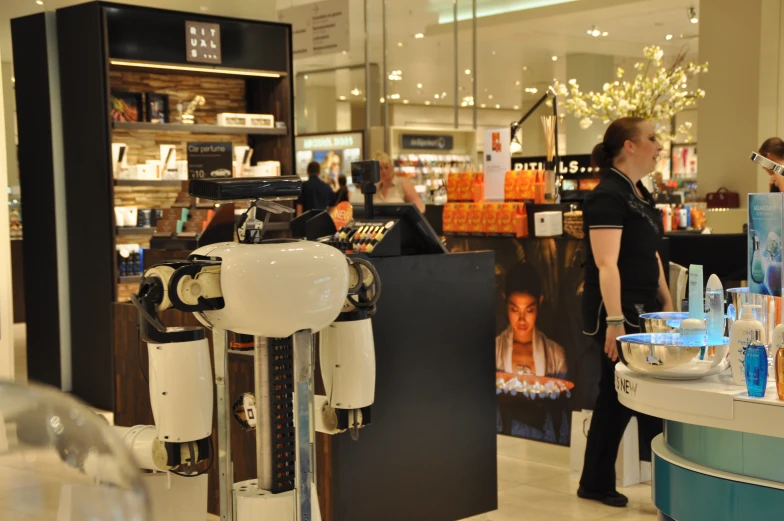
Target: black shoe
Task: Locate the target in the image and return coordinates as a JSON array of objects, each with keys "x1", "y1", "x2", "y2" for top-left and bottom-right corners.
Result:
[{"x1": 577, "y1": 487, "x2": 629, "y2": 507}]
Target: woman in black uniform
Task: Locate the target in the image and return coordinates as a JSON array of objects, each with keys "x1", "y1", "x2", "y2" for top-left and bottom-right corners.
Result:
[{"x1": 578, "y1": 117, "x2": 673, "y2": 507}]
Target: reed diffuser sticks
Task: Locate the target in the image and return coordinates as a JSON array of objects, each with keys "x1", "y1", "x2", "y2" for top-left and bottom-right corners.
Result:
[{"x1": 541, "y1": 115, "x2": 556, "y2": 163}]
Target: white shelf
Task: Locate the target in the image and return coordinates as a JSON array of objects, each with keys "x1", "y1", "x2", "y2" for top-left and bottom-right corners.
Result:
[{"x1": 616, "y1": 364, "x2": 784, "y2": 438}]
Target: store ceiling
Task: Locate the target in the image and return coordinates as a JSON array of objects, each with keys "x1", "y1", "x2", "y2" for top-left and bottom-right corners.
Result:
[{"x1": 0, "y1": 0, "x2": 700, "y2": 111}]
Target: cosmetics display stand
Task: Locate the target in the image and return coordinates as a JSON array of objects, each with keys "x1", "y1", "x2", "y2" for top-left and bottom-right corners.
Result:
[
  {"x1": 617, "y1": 365, "x2": 784, "y2": 520},
  {"x1": 12, "y1": 2, "x2": 293, "y2": 409}
]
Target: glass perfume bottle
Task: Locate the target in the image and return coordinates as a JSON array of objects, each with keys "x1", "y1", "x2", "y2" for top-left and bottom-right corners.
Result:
[
  {"x1": 745, "y1": 329, "x2": 768, "y2": 398},
  {"x1": 751, "y1": 235, "x2": 765, "y2": 284}
]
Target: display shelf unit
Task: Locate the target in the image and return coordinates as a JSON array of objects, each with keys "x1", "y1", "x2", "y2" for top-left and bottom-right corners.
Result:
[
  {"x1": 118, "y1": 275, "x2": 142, "y2": 284},
  {"x1": 112, "y1": 121, "x2": 288, "y2": 135},
  {"x1": 116, "y1": 227, "x2": 156, "y2": 236},
  {"x1": 12, "y1": 1, "x2": 294, "y2": 410}
]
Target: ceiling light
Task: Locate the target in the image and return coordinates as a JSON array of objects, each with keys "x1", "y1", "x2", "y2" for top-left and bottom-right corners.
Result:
[
  {"x1": 434, "y1": 94, "x2": 440, "y2": 99},
  {"x1": 199, "y1": 5, "x2": 208, "y2": 11},
  {"x1": 425, "y1": 101, "x2": 431, "y2": 105},
  {"x1": 351, "y1": 88, "x2": 361, "y2": 96},
  {"x1": 492, "y1": 51, "x2": 496, "y2": 55},
  {"x1": 388, "y1": 70, "x2": 403, "y2": 81},
  {"x1": 602, "y1": 32, "x2": 608, "y2": 37},
  {"x1": 380, "y1": 97, "x2": 385, "y2": 103},
  {"x1": 461, "y1": 102, "x2": 467, "y2": 107},
  {"x1": 488, "y1": 94, "x2": 493, "y2": 100},
  {"x1": 495, "y1": 104, "x2": 500, "y2": 109},
  {"x1": 522, "y1": 66, "x2": 528, "y2": 71},
  {"x1": 552, "y1": 56, "x2": 558, "y2": 61},
  {"x1": 515, "y1": 81, "x2": 521, "y2": 86},
  {"x1": 339, "y1": 96, "x2": 347, "y2": 100},
  {"x1": 397, "y1": 42, "x2": 403, "y2": 47},
  {"x1": 415, "y1": 33, "x2": 424, "y2": 39},
  {"x1": 36, "y1": 0, "x2": 44, "y2": 4},
  {"x1": 389, "y1": 93, "x2": 400, "y2": 100},
  {"x1": 303, "y1": 75, "x2": 308, "y2": 79},
  {"x1": 342, "y1": 51, "x2": 348, "y2": 55},
  {"x1": 465, "y1": 69, "x2": 471, "y2": 75},
  {"x1": 513, "y1": 105, "x2": 519, "y2": 110},
  {"x1": 688, "y1": 6, "x2": 698, "y2": 23},
  {"x1": 109, "y1": 60, "x2": 281, "y2": 78},
  {"x1": 442, "y1": 91, "x2": 447, "y2": 98},
  {"x1": 665, "y1": 34, "x2": 673, "y2": 40},
  {"x1": 480, "y1": 103, "x2": 487, "y2": 108},
  {"x1": 403, "y1": 100, "x2": 409, "y2": 104},
  {"x1": 417, "y1": 83, "x2": 423, "y2": 89}
]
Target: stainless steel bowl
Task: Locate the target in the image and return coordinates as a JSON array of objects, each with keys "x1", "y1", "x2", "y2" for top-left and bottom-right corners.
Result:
[
  {"x1": 617, "y1": 333, "x2": 730, "y2": 380},
  {"x1": 640, "y1": 312, "x2": 689, "y2": 333}
]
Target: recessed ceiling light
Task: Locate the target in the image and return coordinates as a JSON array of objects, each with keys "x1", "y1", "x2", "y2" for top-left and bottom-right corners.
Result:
[
  {"x1": 495, "y1": 104, "x2": 500, "y2": 109},
  {"x1": 688, "y1": 6, "x2": 699, "y2": 23},
  {"x1": 488, "y1": 94, "x2": 493, "y2": 99},
  {"x1": 665, "y1": 34, "x2": 673, "y2": 40},
  {"x1": 425, "y1": 101, "x2": 431, "y2": 105},
  {"x1": 442, "y1": 91, "x2": 447, "y2": 98},
  {"x1": 417, "y1": 83, "x2": 423, "y2": 89},
  {"x1": 480, "y1": 103, "x2": 487, "y2": 108},
  {"x1": 492, "y1": 51, "x2": 496, "y2": 55},
  {"x1": 403, "y1": 100, "x2": 409, "y2": 104},
  {"x1": 199, "y1": 5, "x2": 207, "y2": 11},
  {"x1": 552, "y1": 56, "x2": 558, "y2": 61},
  {"x1": 351, "y1": 88, "x2": 361, "y2": 96},
  {"x1": 380, "y1": 97, "x2": 385, "y2": 103},
  {"x1": 415, "y1": 33, "x2": 424, "y2": 39},
  {"x1": 303, "y1": 75, "x2": 309, "y2": 79},
  {"x1": 339, "y1": 96, "x2": 347, "y2": 100},
  {"x1": 602, "y1": 32, "x2": 608, "y2": 37},
  {"x1": 522, "y1": 66, "x2": 528, "y2": 71},
  {"x1": 434, "y1": 94, "x2": 440, "y2": 99},
  {"x1": 389, "y1": 94, "x2": 400, "y2": 99},
  {"x1": 342, "y1": 51, "x2": 348, "y2": 55},
  {"x1": 513, "y1": 105, "x2": 519, "y2": 110},
  {"x1": 465, "y1": 69, "x2": 471, "y2": 75},
  {"x1": 397, "y1": 42, "x2": 403, "y2": 47},
  {"x1": 461, "y1": 102, "x2": 467, "y2": 107},
  {"x1": 515, "y1": 81, "x2": 520, "y2": 86}
]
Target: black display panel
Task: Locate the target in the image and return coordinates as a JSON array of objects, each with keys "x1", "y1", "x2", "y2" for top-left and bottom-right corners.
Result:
[{"x1": 104, "y1": 4, "x2": 290, "y2": 73}]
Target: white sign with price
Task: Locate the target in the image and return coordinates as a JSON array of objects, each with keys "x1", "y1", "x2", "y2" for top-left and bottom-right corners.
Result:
[
  {"x1": 278, "y1": 0, "x2": 350, "y2": 59},
  {"x1": 483, "y1": 127, "x2": 511, "y2": 201}
]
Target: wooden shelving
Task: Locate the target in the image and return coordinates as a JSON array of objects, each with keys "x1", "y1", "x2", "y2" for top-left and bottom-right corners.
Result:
[
  {"x1": 116, "y1": 227, "x2": 155, "y2": 236},
  {"x1": 118, "y1": 275, "x2": 142, "y2": 284},
  {"x1": 112, "y1": 121, "x2": 287, "y2": 136}
]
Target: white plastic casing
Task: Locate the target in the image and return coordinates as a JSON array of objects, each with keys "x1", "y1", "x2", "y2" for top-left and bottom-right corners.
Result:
[
  {"x1": 320, "y1": 318, "x2": 376, "y2": 410},
  {"x1": 148, "y1": 338, "x2": 213, "y2": 442},
  {"x1": 192, "y1": 241, "x2": 349, "y2": 338}
]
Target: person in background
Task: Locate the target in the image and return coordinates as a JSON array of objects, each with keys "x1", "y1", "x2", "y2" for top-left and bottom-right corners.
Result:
[
  {"x1": 296, "y1": 161, "x2": 336, "y2": 216},
  {"x1": 352, "y1": 152, "x2": 425, "y2": 213},
  {"x1": 335, "y1": 174, "x2": 350, "y2": 204},
  {"x1": 321, "y1": 151, "x2": 341, "y2": 190},
  {"x1": 579, "y1": 117, "x2": 673, "y2": 508},
  {"x1": 759, "y1": 137, "x2": 784, "y2": 192}
]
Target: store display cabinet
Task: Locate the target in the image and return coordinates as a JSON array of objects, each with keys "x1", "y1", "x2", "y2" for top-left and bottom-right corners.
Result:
[{"x1": 12, "y1": 2, "x2": 293, "y2": 409}]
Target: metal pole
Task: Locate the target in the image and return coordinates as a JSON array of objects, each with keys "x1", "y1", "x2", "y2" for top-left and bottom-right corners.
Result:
[
  {"x1": 472, "y1": 0, "x2": 477, "y2": 129},
  {"x1": 293, "y1": 330, "x2": 315, "y2": 521},
  {"x1": 213, "y1": 330, "x2": 233, "y2": 521},
  {"x1": 383, "y1": 0, "x2": 389, "y2": 152},
  {"x1": 254, "y1": 336, "x2": 273, "y2": 491},
  {"x1": 453, "y1": 0, "x2": 458, "y2": 129},
  {"x1": 364, "y1": 0, "x2": 371, "y2": 155}
]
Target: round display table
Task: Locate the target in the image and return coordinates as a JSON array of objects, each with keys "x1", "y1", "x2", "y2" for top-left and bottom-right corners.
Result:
[{"x1": 615, "y1": 364, "x2": 784, "y2": 521}]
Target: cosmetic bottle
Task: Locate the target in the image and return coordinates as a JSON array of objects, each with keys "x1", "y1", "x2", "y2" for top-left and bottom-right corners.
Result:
[
  {"x1": 772, "y1": 311, "x2": 784, "y2": 399},
  {"x1": 745, "y1": 329, "x2": 768, "y2": 398},
  {"x1": 681, "y1": 265, "x2": 706, "y2": 341},
  {"x1": 705, "y1": 274, "x2": 724, "y2": 352},
  {"x1": 678, "y1": 206, "x2": 688, "y2": 229},
  {"x1": 751, "y1": 235, "x2": 765, "y2": 284},
  {"x1": 729, "y1": 304, "x2": 765, "y2": 386}
]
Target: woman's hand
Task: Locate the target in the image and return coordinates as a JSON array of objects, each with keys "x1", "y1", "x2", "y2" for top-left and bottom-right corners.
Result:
[{"x1": 605, "y1": 323, "x2": 626, "y2": 362}]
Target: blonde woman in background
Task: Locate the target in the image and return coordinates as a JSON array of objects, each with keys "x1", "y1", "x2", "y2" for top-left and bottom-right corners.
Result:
[
  {"x1": 352, "y1": 152, "x2": 425, "y2": 212},
  {"x1": 321, "y1": 151, "x2": 341, "y2": 190}
]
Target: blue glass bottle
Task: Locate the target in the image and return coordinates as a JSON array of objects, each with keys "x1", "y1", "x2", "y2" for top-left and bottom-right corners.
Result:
[{"x1": 745, "y1": 329, "x2": 768, "y2": 398}]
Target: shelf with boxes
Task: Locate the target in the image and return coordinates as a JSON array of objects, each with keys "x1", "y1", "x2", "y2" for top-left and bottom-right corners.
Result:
[{"x1": 112, "y1": 121, "x2": 286, "y2": 135}]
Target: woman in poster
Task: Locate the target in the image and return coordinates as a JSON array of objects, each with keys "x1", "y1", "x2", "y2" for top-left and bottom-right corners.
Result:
[{"x1": 496, "y1": 263, "x2": 569, "y2": 444}]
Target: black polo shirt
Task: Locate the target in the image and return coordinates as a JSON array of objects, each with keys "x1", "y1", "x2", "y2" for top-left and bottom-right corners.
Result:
[
  {"x1": 582, "y1": 168, "x2": 663, "y2": 333},
  {"x1": 297, "y1": 176, "x2": 337, "y2": 212}
]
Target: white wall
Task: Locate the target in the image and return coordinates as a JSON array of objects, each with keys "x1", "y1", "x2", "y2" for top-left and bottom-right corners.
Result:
[{"x1": 0, "y1": 58, "x2": 14, "y2": 379}]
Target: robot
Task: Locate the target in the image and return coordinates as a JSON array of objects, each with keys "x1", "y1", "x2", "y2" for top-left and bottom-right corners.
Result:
[{"x1": 125, "y1": 176, "x2": 381, "y2": 521}]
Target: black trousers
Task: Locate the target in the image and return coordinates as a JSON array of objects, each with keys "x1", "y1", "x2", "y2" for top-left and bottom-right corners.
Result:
[{"x1": 579, "y1": 336, "x2": 663, "y2": 493}]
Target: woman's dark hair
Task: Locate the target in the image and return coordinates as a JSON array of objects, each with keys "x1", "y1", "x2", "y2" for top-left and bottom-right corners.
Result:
[
  {"x1": 759, "y1": 137, "x2": 784, "y2": 159},
  {"x1": 591, "y1": 117, "x2": 647, "y2": 169},
  {"x1": 338, "y1": 174, "x2": 347, "y2": 187},
  {"x1": 504, "y1": 263, "x2": 542, "y2": 303}
]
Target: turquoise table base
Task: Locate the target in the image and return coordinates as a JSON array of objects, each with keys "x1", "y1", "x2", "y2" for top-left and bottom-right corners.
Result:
[{"x1": 652, "y1": 421, "x2": 784, "y2": 521}]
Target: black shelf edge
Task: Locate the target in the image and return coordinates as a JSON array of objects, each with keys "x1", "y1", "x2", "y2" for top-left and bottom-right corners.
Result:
[
  {"x1": 118, "y1": 275, "x2": 142, "y2": 284},
  {"x1": 114, "y1": 179, "x2": 184, "y2": 187},
  {"x1": 112, "y1": 121, "x2": 288, "y2": 135},
  {"x1": 116, "y1": 227, "x2": 155, "y2": 236}
]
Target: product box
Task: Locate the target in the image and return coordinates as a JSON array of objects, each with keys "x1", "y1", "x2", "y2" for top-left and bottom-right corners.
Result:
[
  {"x1": 748, "y1": 193, "x2": 784, "y2": 297},
  {"x1": 467, "y1": 203, "x2": 485, "y2": 235},
  {"x1": 484, "y1": 203, "x2": 499, "y2": 235},
  {"x1": 447, "y1": 173, "x2": 460, "y2": 201},
  {"x1": 442, "y1": 203, "x2": 456, "y2": 233},
  {"x1": 456, "y1": 173, "x2": 473, "y2": 201},
  {"x1": 497, "y1": 203, "x2": 517, "y2": 236},
  {"x1": 504, "y1": 170, "x2": 536, "y2": 201},
  {"x1": 453, "y1": 203, "x2": 470, "y2": 234}
]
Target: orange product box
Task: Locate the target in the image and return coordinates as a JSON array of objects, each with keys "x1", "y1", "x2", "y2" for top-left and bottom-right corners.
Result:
[
  {"x1": 483, "y1": 203, "x2": 499, "y2": 234},
  {"x1": 442, "y1": 203, "x2": 457, "y2": 233},
  {"x1": 456, "y1": 173, "x2": 474, "y2": 201},
  {"x1": 471, "y1": 172, "x2": 485, "y2": 202},
  {"x1": 504, "y1": 171, "x2": 517, "y2": 201},
  {"x1": 447, "y1": 173, "x2": 461, "y2": 201},
  {"x1": 517, "y1": 170, "x2": 536, "y2": 200},
  {"x1": 496, "y1": 203, "x2": 516, "y2": 235},
  {"x1": 467, "y1": 203, "x2": 485, "y2": 235},
  {"x1": 453, "y1": 203, "x2": 470, "y2": 233}
]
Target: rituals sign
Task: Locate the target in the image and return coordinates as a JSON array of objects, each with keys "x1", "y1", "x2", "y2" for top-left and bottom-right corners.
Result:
[{"x1": 185, "y1": 21, "x2": 222, "y2": 64}]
